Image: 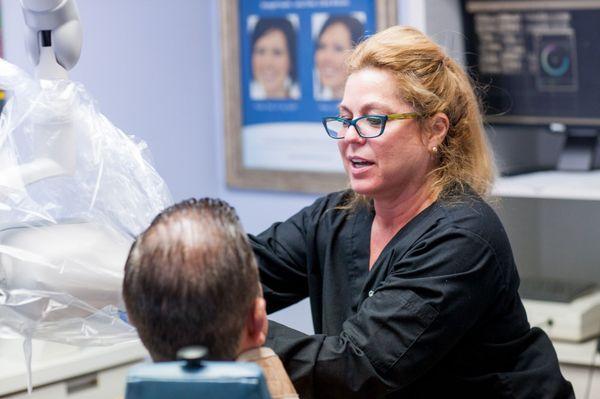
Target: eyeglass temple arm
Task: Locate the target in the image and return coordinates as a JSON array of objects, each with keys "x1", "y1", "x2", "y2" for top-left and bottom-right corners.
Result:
[{"x1": 387, "y1": 112, "x2": 420, "y2": 120}]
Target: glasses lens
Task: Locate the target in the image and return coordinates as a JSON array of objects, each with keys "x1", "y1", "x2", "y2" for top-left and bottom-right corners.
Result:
[
  {"x1": 324, "y1": 118, "x2": 346, "y2": 139},
  {"x1": 356, "y1": 116, "x2": 385, "y2": 138}
]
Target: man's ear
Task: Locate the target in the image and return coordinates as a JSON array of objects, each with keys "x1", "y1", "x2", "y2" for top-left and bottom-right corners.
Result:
[
  {"x1": 426, "y1": 112, "x2": 449, "y2": 149},
  {"x1": 246, "y1": 297, "x2": 268, "y2": 348}
]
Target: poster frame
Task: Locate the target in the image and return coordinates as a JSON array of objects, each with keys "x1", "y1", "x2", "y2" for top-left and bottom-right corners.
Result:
[{"x1": 220, "y1": 0, "x2": 398, "y2": 193}]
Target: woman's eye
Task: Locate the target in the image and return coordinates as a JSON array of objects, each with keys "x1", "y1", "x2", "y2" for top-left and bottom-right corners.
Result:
[
  {"x1": 335, "y1": 117, "x2": 351, "y2": 127},
  {"x1": 366, "y1": 117, "x2": 383, "y2": 126}
]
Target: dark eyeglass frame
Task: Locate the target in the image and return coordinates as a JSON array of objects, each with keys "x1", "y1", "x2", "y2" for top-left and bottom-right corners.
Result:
[{"x1": 322, "y1": 112, "x2": 420, "y2": 139}]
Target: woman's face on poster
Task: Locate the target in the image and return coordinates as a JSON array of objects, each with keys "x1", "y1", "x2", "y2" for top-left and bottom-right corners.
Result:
[
  {"x1": 315, "y1": 22, "x2": 352, "y2": 97},
  {"x1": 252, "y1": 28, "x2": 291, "y2": 98}
]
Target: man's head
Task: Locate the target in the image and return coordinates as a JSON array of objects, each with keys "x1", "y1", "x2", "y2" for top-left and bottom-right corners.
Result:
[{"x1": 123, "y1": 198, "x2": 266, "y2": 361}]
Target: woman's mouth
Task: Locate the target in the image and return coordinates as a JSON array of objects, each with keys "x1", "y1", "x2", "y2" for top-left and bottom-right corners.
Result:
[{"x1": 349, "y1": 157, "x2": 374, "y2": 169}]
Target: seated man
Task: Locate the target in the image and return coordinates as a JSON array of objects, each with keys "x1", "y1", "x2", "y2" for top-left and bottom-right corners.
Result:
[{"x1": 122, "y1": 198, "x2": 298, "y2": 399}]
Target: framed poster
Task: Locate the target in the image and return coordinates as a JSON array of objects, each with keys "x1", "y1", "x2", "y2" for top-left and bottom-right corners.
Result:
[{"x1": 221, "y1": 0, "x2": 397, "y2": 193}]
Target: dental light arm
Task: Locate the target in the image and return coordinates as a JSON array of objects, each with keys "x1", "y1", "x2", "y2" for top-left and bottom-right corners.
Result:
[
  {"x1": 0, "y1": 0, "x2": 84, "y2": 189},
  {"x1": 20, "y1": 0, "x2": 82, "y2": 79},
  {"x1": 0, "y1": 0, "x2": 170, "y2": 357}
]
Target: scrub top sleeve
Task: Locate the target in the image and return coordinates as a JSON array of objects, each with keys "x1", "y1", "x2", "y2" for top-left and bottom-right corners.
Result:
[
  {"x1": 250, "y1": 223, "x2": 308, "y2": 312},
  {"x1": 267, "y1": 320, "x2": 394, "y2": 399},
  {"x1": 249, "y1": 203, "x2": 317, "y2": 313},
  {"x1": 268, "y1": 228, "x2": 504, "y2": 398}
]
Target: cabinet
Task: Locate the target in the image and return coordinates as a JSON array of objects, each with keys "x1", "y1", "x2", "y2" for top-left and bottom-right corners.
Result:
[
  {"x1": 493, "y1": 171, "x2": 600, "y2": 284},
  {"x1": 562, "y1": 364, "x2": 600, "y2": 399},
  {"x1": 493, "y1": 171, "x2": 600, "y2": 397},
  {"x1": 494, "y1": 170, "x2": 600, "y2": 201},
  {"x1": 0, "y1": 340, "x2": 148, "y2": 398},
  {"x1": 3, "y1": 364, "x2": 134, "y2": 399}
]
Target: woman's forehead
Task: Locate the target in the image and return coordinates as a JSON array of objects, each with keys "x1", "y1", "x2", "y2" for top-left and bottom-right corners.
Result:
[
  {"x1": 341, "y1": 69, "x2": 409, "y2": 110},
  {"x1": 347, "y1": 68, "x2": 396, "y2": 88}
]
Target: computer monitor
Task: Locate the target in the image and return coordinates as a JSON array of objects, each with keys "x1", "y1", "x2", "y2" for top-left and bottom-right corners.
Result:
[{"x1": 461, "y1": 0, "x2": 600, "y2": 171}]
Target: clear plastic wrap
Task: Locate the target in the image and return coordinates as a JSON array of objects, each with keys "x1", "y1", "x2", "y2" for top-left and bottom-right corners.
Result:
[{"x1": 0, "y1": 57, "x2": 173, "y2": 348}]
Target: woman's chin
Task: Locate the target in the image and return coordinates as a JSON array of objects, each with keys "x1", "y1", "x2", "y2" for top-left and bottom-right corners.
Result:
[{"x1": 349, "y1": 180, "x2": 376, "y2": 197}]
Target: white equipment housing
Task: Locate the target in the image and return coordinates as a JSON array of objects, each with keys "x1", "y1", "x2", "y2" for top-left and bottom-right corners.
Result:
[{"x1": 523, "y1": 291, "x2": 600, "y2": 342}]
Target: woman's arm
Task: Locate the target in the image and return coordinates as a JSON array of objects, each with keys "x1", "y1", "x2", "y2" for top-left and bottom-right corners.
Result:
[
  {"x1": 250, "y1": 214, "x2": 310, "y2": 313},
  {"x1": 249, "y1": 193, "x2": 340, "y2": 313}
]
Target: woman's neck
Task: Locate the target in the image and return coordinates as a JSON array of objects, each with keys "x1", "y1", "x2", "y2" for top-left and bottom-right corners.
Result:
[
  {"x1": 372, "y1": 183, "x2": 436, "y2": 231},
  {"x1": 368, "y1": 184, "x2": 436, "y2": 269}
]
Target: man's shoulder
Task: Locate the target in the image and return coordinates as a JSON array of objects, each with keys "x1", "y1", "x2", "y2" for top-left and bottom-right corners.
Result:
[
  {"x1": 237, "y1": 347, "x2": 299, "y2": 399},
  {"x1": 236, "y1": 346, "x2": 277, "y2": 362}
]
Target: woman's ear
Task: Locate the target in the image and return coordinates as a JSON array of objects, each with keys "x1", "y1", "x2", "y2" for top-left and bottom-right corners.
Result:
[{"x1": 427, "y1": 112, "x2": 449, "y2": 149}]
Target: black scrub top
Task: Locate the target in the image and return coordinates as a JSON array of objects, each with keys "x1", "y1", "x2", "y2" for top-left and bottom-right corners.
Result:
[{"x1": 250, "y1": 190, "x2": 574, "y2": 398}]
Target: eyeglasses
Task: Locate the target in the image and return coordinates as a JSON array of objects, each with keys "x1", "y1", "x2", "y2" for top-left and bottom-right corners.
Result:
[{"x1": 322, "y1": 113, "x2": 420, "y2": 139}]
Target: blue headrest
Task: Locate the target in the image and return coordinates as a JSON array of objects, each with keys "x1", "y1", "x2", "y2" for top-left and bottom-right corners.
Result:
[{"x1": 125, "y1": 360, "x2": 271, "y2": 399}]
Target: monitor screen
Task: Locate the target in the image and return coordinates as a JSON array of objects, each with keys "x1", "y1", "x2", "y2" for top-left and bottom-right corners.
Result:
[{"x1": 462, "y1": 0, "x2": 600, "y2": 127}]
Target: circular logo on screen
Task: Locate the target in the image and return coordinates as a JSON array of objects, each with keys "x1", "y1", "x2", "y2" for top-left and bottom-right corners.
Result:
[{"x1": 540, "y1": 43, "x2": 571, "y2": 77}]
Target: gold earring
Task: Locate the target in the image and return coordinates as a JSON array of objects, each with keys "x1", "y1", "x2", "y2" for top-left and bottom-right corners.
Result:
[{"x1": 431, "y1": 146, "x2": 438, "y2": 154}]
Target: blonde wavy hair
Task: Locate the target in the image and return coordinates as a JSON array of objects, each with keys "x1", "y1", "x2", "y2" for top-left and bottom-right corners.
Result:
[{"x1": 343, "y1": 25, "x2": 496, "y2": 205}]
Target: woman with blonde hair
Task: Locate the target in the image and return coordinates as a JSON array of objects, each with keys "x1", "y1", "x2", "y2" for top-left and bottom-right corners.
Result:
[{"x1": 251, "y1": 26, "x2": 573, "y2": 398}]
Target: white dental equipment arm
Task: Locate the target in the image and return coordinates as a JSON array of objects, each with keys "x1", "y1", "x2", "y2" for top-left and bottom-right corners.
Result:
[
  {"x1": 0, "y1": 0, "x2": 83, "y2": 188},
  {"x1": 21, "y1": 0, "x2": 82, "y2": 79},
  {"x1": 1, "y1": 0, "x2": 132, "y2": 325},
  {"x1": 0, "y1": 0, "x2": 168, "y2": 353}
]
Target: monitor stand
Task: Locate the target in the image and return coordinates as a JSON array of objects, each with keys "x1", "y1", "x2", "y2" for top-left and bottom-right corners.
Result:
[{"x1": 557, "y1": 127, "x2": 599, "y2": 171}]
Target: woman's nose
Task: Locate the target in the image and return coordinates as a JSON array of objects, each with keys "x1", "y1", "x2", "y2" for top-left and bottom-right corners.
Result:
[{"x1": 344, "y1": 125, "x2": 366, "y2": 144}]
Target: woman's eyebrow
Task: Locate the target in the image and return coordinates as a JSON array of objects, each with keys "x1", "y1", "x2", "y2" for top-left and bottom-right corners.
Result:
[
  {"x1": 360, "y1": 101, "x2": 391, "y2": 113},
  {"x1": 338, "y1": 104, "x2": 351, "y2": 114},
  {"x1": 338, "y1": 102, "x2": 397, "y2": 115}
]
